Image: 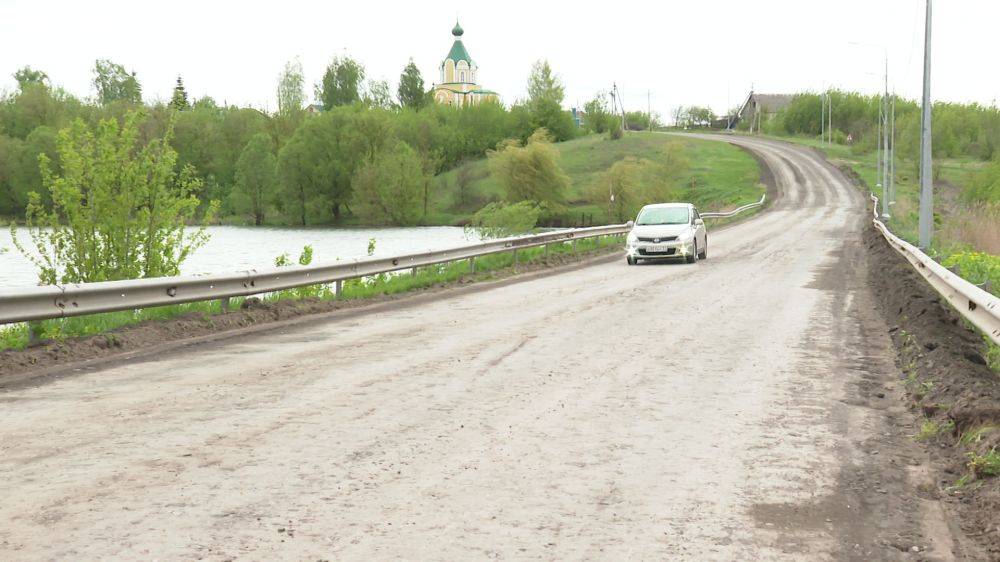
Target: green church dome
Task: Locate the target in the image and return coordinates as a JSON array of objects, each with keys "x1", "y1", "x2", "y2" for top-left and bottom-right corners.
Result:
[{"x1": 444, "y1": 21, "x2": 472, "y2": 65}]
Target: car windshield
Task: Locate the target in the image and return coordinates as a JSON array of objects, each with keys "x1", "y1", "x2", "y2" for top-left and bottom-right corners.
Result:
[{"x1": 635, "y1": 207, "x2": 689, "y2": 225}]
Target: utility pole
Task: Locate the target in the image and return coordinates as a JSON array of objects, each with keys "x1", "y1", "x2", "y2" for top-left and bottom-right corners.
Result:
[
  {"x1": 918, "y1": 0, "x2": 934, "y2": 249},
  {"x1": 876, "y1": 99, "x2": 882, "y2": 200},
  {"x1": 828, "y1": 92, "x2": 833, "y2": 145},
  {"x1": 647, "y1": 90, "x2": 652, "y2": 132},
  {"x1": 820, "y1": 93, "x2": 825, "y2": 142},
  {"x1": 882, "y1": 57, "x2": 890, "y2": 218},
  {"x1": 890, "y1": 93, "x2": 896, "y2": 204}
]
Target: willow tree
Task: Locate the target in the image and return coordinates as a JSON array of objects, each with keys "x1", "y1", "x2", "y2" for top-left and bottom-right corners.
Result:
[
  {"x1": 486, "y1": 128, "x2": 569, "y2": 207},
  {"x1": 231, "y1": 133, "x2": 278, "y2": 225},
  {"x1": 12, "y1": 112, "x2": 217, "y2": 284}
]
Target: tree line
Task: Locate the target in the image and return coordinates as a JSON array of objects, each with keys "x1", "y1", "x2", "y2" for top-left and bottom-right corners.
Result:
[
  {"x1": 0, "y1": 57, "x2": 585, "y2": 227},
  {"x1": 726, "y1": 90, "x2": 1000, "y2": 205}
]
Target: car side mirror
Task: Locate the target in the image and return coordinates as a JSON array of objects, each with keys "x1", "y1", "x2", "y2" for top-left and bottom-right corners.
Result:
[
  {"x1": 626, "y1": 220, "x2": 635, "y2": 229},
  {"x1": 695, "y1": 218, "x2": 704, "y2": 226}
]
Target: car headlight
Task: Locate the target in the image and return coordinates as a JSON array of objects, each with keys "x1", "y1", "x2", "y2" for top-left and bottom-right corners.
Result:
[
  {"x1": 678, "y1": 229, "x2": 694, "y2": 243},
  {"x1": 626, "y1": 233, "x2": 638, "y2": 247}
]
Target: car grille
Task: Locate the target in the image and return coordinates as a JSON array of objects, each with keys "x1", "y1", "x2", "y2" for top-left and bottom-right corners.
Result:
[
  {"x1": 637, "y1": 236, "x2": 677, "y2": 242},
  {"x1": 639, "y1": 248, "x2": 676, "y2": 256}
]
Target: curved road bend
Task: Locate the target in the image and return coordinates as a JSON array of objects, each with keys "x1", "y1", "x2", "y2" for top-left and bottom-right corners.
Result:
[{"x1": 0, "y1": 135, "x2": 950, "y2": 560}]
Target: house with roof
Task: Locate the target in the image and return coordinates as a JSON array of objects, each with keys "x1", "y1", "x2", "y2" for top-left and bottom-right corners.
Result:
[
  {"x1": 727, "y1": 90, "x2": 795, "y2": 131},
  {"x1": 432, "y1": 22, "x2": 499, "y2": 107}
]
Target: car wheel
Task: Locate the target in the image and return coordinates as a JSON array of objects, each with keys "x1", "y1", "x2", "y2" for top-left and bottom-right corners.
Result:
[
  {"x1": 626, "y1": 256, "x2": 636, "y2": 265},
  {"x1": 686, "y1": 242, "x2": 697, "y2": 264},
  {"x1": 698, "y1": 239, "x2": 708, "y2": 260}
]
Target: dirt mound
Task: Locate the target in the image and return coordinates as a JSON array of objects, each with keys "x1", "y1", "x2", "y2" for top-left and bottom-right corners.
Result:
[{"x1": 865, "y1": 225, "x2": 1000, "y2": 557}]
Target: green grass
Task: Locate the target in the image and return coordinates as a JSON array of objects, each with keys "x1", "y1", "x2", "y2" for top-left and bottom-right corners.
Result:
[
  {"x1": 915, "y1": 418, "x2": 954, "y2": 441},
  {"x1": 959, "y1": 425, "x2": 999, "y2": 446},
  {"x1": 0, "y1": 234, "x2": 624, "y2": 352},
  {"x1": 432, "y1": 132, "x2": 764, "y2": 224},
  {"x1": 968, "y1": 448, "x2": 1000, "y2": 478}
]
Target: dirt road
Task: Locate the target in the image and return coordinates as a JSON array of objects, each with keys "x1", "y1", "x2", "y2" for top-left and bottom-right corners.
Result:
[{"x1": 0, "y1": 136, "x2": 959, "y2": 560}]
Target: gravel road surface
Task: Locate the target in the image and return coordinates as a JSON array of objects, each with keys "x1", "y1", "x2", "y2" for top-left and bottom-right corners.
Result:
[{"x1": 0, "y1": 136, "x2": 958, "y2": 560}]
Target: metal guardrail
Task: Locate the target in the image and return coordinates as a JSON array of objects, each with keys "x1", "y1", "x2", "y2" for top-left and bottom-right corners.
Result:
[
  {"x1": 870, "y1": 194, "x2": 1000, "y2": 344},
  {"x1": 0, "y1": 224, "x2": 630, "y2": 325},
  {"x1": 700, "y1": 193, "x2": 767, "y2": 218}
]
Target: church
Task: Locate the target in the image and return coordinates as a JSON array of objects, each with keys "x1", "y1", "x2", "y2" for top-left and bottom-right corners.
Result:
[{"x1": 432, "y1": 22, "x2": 499, "y2": 107}]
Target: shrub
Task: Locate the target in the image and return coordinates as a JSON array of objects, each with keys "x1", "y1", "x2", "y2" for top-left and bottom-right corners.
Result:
[
  {"x1": 608, "y1": 121, "x2": 623, "y2": 140},
  {"x1": 352, "y1": 141, "x2": 428, "y2": 226},
  {"x1": 942, "y1": 251, "x2": 1000, "y2": 296},
  {"x1": 466, "y1": 201, "x2": 541, "y2": 239},
  {"x1": 487, "y1": 129, "x2": 569, "y2": 207},
  {"x1": 11, "y1": 112, "x2": 216, "y2": 284}
]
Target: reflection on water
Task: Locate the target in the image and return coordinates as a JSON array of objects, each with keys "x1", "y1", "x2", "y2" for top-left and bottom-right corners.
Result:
[{"x1": 0, "y1": 226, "x2": 484, "y2": 289}]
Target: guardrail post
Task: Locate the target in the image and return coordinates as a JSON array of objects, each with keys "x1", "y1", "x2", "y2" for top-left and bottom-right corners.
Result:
[
  {"x1": 219, "y1": 297, "x2": 230, "y2": 313},
  {"x1": 27, "y1": 321, "x2": 41, "y2": 346},
  {"x1": 469, "y1": 257, "x2": 476, "y2": 273},
  {"x1": 544, "y1": 244, "x2": 549, "y2": 260},
  {"x1": 335, "y1": 279, "x2": 343, "y2": 298},
  {"x1": 513, "y1": 249, "x2": 519, "y2": 271},
  {"x1": 573, "y1": 239, "x2": 578, "y2": 255},
  {"x1": 412, "y1": 267, "x2": 418, "y2": 276}
]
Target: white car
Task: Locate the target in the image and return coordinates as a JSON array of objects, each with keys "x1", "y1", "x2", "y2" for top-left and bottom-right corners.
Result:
[{"x1": 625, "y1": 203, "x2": 708, "y2": 265}]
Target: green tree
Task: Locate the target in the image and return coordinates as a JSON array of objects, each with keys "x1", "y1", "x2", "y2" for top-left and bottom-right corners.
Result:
[
  {"x1": 363, "y1": 79, "x2": 395, "y2": 109},
  {"x1": 276, "y1": 59, "x2": 306, "y2": 116},
  {"x1": 0, "y1": 135, "x2": 25, "y2": 216},
  {"x1": 487, "y1": 129, "x2": 569, "y2": 206},
  {"x1": 525, "y1": 61, "x2": 575, "y2": 141},
  {"x1": 527, "y1": 60, "x2": 564, "y2": 104},
  {"x1": 231, "y1": 133, "x2": 278, "y2": 225},
  {"x1": 14, "y1": 125, "x2": 59, "y2": 207},
  {"x1": 277, "y1": 118, "x2": 329, "y2": 225},
  {"x1": 317, "y1": 56, "x2": 365, "y2": 109},
  {"x1": 277, "y1": 109, "x2": 362, "y2": 224},
  {"x1": 352, "y1": 141, "x2": 428, "y2": 225},
  {"x1": 11, "y1": 112, "x2": 216, "y2": 284},
  {"x1": 13, "y1": 66, "x2": 49, "y2": 91},
  {"x1": 397, "y1": 59, "x2": 426, "y2": 109},
  {"x1": 92, "y1": 59, "x2": 142, "y2": 105},
  {"x1": 584, "y1": 93, "x2": 613, "y2": 134},
  {"x1": 169, "y1": 75, "x2": 190, "y2": 110}
]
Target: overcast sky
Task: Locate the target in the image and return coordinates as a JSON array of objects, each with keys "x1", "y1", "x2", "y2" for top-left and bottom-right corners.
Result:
[{"x1": 1, "y1": 0, "x2": 996, "y2": 120}]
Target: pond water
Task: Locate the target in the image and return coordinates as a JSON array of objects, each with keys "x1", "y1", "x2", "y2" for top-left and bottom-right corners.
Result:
[{"x1": 0, "y1": 226, "x2": 485, "y2": 289}]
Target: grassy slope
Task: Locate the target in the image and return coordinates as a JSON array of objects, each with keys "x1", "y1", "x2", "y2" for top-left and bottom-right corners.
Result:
[{"x1": 429, "y1": 132, "x2": 764, "y2": 225}]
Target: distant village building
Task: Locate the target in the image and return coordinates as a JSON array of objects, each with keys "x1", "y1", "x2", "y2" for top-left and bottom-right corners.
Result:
[
  {"x1": 727, "y1": 91, "x2": 795, "y2": 131},
  {"x1": 432, "y1": 22, "x2": 499, "y2": 107}
]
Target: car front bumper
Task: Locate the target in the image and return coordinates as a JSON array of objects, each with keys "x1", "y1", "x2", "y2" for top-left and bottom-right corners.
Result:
[{"x1": 625, "y1": 241, "x2": 695, "y2": 259}]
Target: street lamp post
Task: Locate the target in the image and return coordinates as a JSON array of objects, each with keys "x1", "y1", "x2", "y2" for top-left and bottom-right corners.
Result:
[{"x1": 918, "y1": 0, "x2": 934, "y2": 249}]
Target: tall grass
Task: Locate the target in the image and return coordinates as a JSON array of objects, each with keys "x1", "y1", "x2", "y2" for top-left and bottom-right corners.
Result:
[
  {"x1": 0, "y1": 235, "x2": 622, "y2": 352},
  {"x1": 942, "y1": 203, "x2": 1000, "y2": 255}
]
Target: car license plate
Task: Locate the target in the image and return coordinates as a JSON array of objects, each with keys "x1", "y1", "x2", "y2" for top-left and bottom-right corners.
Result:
[{"x1": 647, "y1": 244, "x2": 670, "y2": 252}]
